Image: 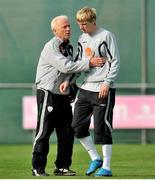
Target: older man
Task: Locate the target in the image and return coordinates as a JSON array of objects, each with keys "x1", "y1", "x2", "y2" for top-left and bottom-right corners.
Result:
[{"x1": 32, "y1": 15, "x2": 105, "y2": 176}]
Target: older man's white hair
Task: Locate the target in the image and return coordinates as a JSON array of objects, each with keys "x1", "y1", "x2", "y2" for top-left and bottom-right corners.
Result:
[{"x1": 51, "y1": 15, "x2": 69, "y2": 30}]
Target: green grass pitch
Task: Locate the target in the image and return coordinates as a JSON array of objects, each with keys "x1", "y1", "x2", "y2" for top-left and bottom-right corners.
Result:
[{"x1": 0, "y1": 144, "x2": 155, "y2": 179}]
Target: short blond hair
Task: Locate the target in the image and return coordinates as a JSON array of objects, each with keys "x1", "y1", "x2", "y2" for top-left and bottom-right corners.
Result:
[{"x1": 76, "y1": 7, "x2": 96, "y2": 23}]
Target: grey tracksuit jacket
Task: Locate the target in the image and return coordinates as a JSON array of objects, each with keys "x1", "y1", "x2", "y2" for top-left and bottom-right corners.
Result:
[
  {"x1": 76, "y1": 27, "x2": 120, "y2": 92},
  {"x1": 35, "y1": 37, "x2": 90, "y2": 94}
]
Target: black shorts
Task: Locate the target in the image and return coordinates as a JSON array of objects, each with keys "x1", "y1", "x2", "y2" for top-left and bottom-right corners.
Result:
[{"x1": 72, "y1": 88, "x2": 115, "y2": 144}]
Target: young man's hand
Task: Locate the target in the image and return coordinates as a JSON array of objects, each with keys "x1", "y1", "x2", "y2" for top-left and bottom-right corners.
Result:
[{"x1": 99, "y1": 83, "x2": 109, "y2": 98}]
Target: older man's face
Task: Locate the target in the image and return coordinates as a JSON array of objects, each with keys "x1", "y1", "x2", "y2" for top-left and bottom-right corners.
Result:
[{"x1": 54, "y1": 18, "x2": 71, "y2": 41}]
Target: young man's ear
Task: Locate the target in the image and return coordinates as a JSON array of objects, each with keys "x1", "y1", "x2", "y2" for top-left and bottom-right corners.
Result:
[{"x1": 92, "y1": 19, "x2": 96, "y2": 25}]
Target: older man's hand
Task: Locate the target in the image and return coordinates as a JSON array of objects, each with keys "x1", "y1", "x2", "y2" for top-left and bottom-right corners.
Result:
[
  {"x1": 59, "y1": 81, "x2": 69, "y2": 94},
  {"x1": 89, "y1": 55, "x2": 107, "y2": 67}
]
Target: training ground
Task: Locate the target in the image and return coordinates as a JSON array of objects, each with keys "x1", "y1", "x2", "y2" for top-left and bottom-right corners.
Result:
[{"x1": 0, "y1": 144, "x2": 155, "y2": 179}]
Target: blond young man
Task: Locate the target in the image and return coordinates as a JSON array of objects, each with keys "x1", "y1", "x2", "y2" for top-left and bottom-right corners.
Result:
[{"x1": 71, "y1": 7, "x2": 120, "y2": 176}]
